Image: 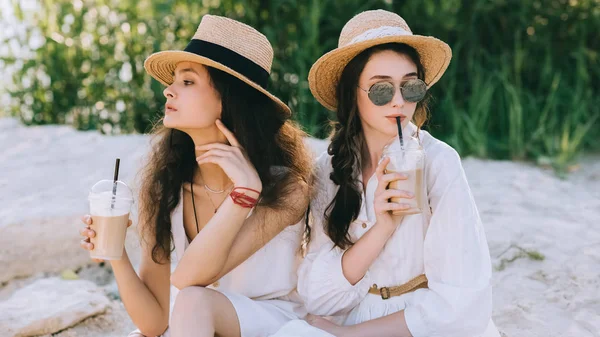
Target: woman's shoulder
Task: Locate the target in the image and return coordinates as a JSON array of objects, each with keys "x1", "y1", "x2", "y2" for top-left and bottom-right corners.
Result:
[
  {"x1": 310, "y1": 151, "x2": 336, "y2": 209},
  {"x1": 420, "y1": 130, "x2": 465, "y2": 183},
  {"x1": 314, "y1": 150, "x2": 333, "y2": 174},
  {"x1": 313, "y1": 151, "x2": 336, "y2": 189},
  {"x1": 421, "y1": 130, "x2": 461, "y2": 167}
]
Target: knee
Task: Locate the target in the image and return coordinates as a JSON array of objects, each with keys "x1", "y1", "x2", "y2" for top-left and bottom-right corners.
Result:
[{"x1": 171, "y1": 286, "x2": 213, "y2": 318}]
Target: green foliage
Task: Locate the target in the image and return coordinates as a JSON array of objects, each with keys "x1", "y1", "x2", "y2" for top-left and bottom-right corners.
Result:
[
  {"x1": 392, "y1": 0, "x2": 600, "y2": 171},
  {"x1": 1, "y1": 0, "x2": 599, "y2": 171}
]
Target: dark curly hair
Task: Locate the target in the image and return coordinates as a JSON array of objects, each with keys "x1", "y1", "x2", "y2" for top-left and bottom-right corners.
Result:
[
  {"x1": 325, "y1": 43, "x2": 431, "y2": 249},
  {"x1": 138, "y1": 66, "x2": 312, "y2": 263}
]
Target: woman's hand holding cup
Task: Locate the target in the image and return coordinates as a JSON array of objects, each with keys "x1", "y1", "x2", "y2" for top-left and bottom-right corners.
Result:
[
  {"x1": 373, "y1": 157, "x2": 414, "y2": 230},
  {"x1": 79, "y1": 214, "x2": 132, "y2": 263}
]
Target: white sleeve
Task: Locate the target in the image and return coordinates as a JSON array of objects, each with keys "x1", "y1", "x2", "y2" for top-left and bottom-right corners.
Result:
[
  {"x1": 404, "y1": 146, "x2": 493, "y2": 337},
  {"x1": 296, "y1": 154, "x2": 372, "y2": 316}
]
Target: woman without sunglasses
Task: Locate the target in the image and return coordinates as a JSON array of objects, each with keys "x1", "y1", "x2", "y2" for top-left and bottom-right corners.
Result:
[{"x1": 78, "y1": 15, "x2": 312, "y2": 337}]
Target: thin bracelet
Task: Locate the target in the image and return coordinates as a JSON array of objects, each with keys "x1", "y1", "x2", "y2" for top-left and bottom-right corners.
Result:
[{"x1": 229, "y1": 187, "x2": 261, "y2": 208}]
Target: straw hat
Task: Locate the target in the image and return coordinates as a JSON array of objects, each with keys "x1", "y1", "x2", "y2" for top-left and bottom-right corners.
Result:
[
  {"x1": 309, "y1": 10, "x2": 452, "y2": 111},
  {"x1": 144, "y1": 15, "x2": 291, "y2": 116}
]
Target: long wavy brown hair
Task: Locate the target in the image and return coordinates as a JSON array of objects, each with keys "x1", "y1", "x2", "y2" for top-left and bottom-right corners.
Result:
[
  {"x1": 325, "y1": 43, "x2": 431, "y2": 249},
  {"x1": 138, "y1": 66, "x2": 312, "y2": 264}
]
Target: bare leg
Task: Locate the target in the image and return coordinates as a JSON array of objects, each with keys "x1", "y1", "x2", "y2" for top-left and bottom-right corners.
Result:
[
  {"x1": 126, "y1": 331, "x2": 146, "y2": 337},
  {"x1": 170, "y1": 286, "x2": 241, "y2": 337},
  {"x1": 306, "y1": 314, "x2": 344, "y2": 336}
]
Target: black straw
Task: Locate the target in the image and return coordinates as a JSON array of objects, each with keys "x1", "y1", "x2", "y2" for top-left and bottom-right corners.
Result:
[
  {"x1": 110, "y1": 158, "x2": 120, "y2": 209},
  {"x1": 395, "y1": 117, "x2": 404, "y2": 150}
]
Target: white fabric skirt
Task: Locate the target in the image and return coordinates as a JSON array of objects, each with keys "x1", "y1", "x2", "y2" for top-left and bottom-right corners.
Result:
[{"x1": 129, "y1": 289, "x2": 304, "y2": 337}]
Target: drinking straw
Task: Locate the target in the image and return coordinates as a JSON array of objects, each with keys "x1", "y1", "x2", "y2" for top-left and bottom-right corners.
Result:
[
  {"x1": 110, "y1": 158, "x2": 120, "y2": 210},
  {"x1": 395, "y1": 117, "x2": 404, "y2": 151}
]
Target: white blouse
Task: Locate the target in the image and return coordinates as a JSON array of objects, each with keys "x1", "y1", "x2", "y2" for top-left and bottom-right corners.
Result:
[
  {"x1": 297, "y1": 123, "x2": 499, "y2": 337},
  {"x1": 147, "y1": 183, "x2": 307, "y2": 337},
  {"x1": 171, "y1": 183, "x2": 305, "y2": 301}
]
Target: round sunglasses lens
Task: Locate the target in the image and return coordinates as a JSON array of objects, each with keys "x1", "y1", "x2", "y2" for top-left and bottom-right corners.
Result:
[
  {"x1": 368, "y1": 82, "x2": 395, "y2": 106},
  {"x1": 401, "y1": 79, "x2": 427, "y2": 102}
]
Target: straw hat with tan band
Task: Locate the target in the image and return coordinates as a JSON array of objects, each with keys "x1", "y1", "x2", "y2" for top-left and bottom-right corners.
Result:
[
  {"x1": 309, "y1": 9, "x2": 452, "y2": 111},
  {"x1": 144, "y1": 15, "x2": 291, "y2": 117}
]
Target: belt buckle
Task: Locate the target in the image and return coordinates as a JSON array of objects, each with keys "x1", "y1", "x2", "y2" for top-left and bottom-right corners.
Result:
[{"x1": 380, "y1": 287, "x2": 391, "y2": 300}]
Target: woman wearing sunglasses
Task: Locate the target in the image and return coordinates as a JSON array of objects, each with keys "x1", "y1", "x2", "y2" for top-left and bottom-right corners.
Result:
[{"x1": 291, "y1": 10, "x2": 501, "y2": 337}]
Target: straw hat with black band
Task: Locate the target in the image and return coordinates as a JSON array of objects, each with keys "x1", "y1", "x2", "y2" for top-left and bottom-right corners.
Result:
[
  {"x1": 144, "y1": 14, "x2": 291, "y2": 117},
  {"x1": 309, "y1": 9, "x2": 452, "y2": 111}
]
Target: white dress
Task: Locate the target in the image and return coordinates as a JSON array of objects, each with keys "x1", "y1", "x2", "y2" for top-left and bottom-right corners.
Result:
[
  {"x1": 134, "y1": 179, "x2": 307, "y2": 337},
  {"x1": 274, "y1": 123, "x2": 500, "y2": 337}
]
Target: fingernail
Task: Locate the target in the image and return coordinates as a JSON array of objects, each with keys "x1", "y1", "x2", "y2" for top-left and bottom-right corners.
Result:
[{"x1": 406, "y1": 192, "x2": 414, "y2": 198}]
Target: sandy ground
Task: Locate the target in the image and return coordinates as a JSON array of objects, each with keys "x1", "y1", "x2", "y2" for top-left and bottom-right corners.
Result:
[{"x1": 1, "y1": 118, "x2": 599, "y2": 337}]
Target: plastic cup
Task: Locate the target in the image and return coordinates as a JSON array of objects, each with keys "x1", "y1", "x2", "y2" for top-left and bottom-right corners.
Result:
[
  {"x1": 87, "y1": 180, "x2": 133, "y2": 260},
  {"x1": 384, "y1": 144, "x2": 425, "y2": 216}
]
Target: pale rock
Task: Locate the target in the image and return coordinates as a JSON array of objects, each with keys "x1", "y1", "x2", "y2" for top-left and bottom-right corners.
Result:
[{"x1": 0, "y1": 277, "x2": 110, "y2": 337}]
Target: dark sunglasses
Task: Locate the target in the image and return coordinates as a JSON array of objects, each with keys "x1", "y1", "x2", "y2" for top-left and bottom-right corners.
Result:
[{"x1": 358, "y1": 78, "x2": 427, "y2": 106}]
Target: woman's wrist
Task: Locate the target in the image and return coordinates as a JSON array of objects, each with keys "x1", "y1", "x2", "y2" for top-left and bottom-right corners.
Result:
[
  {"x1": 229, "y1": 186, "x2": 261, "y2": 209},
  {"x1": 373, "y1": 219, "x2": 397, "y2": 238},
  {"x1": 235, "y1": 179, "x2": 262, "y2": 193},
  {"x1": 109, "y1": 247, "x2": 131, "y2": 268}
]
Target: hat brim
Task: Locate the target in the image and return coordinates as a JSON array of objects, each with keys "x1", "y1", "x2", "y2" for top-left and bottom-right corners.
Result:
[
  {"x1": 144, "y1": 50, "x2": 291, "y2": 117},
  {"x1": 308, "y1": 35, "x2": 452, "y2": 111}
]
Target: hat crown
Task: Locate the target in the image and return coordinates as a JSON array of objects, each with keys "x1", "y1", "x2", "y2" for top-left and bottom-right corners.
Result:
[
  {"x1": 193, "y1": 15, "x2": 273, "y2": 73},
  {"x1": 338, "y1": 10, "x2": 412, "y2": 48}
]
